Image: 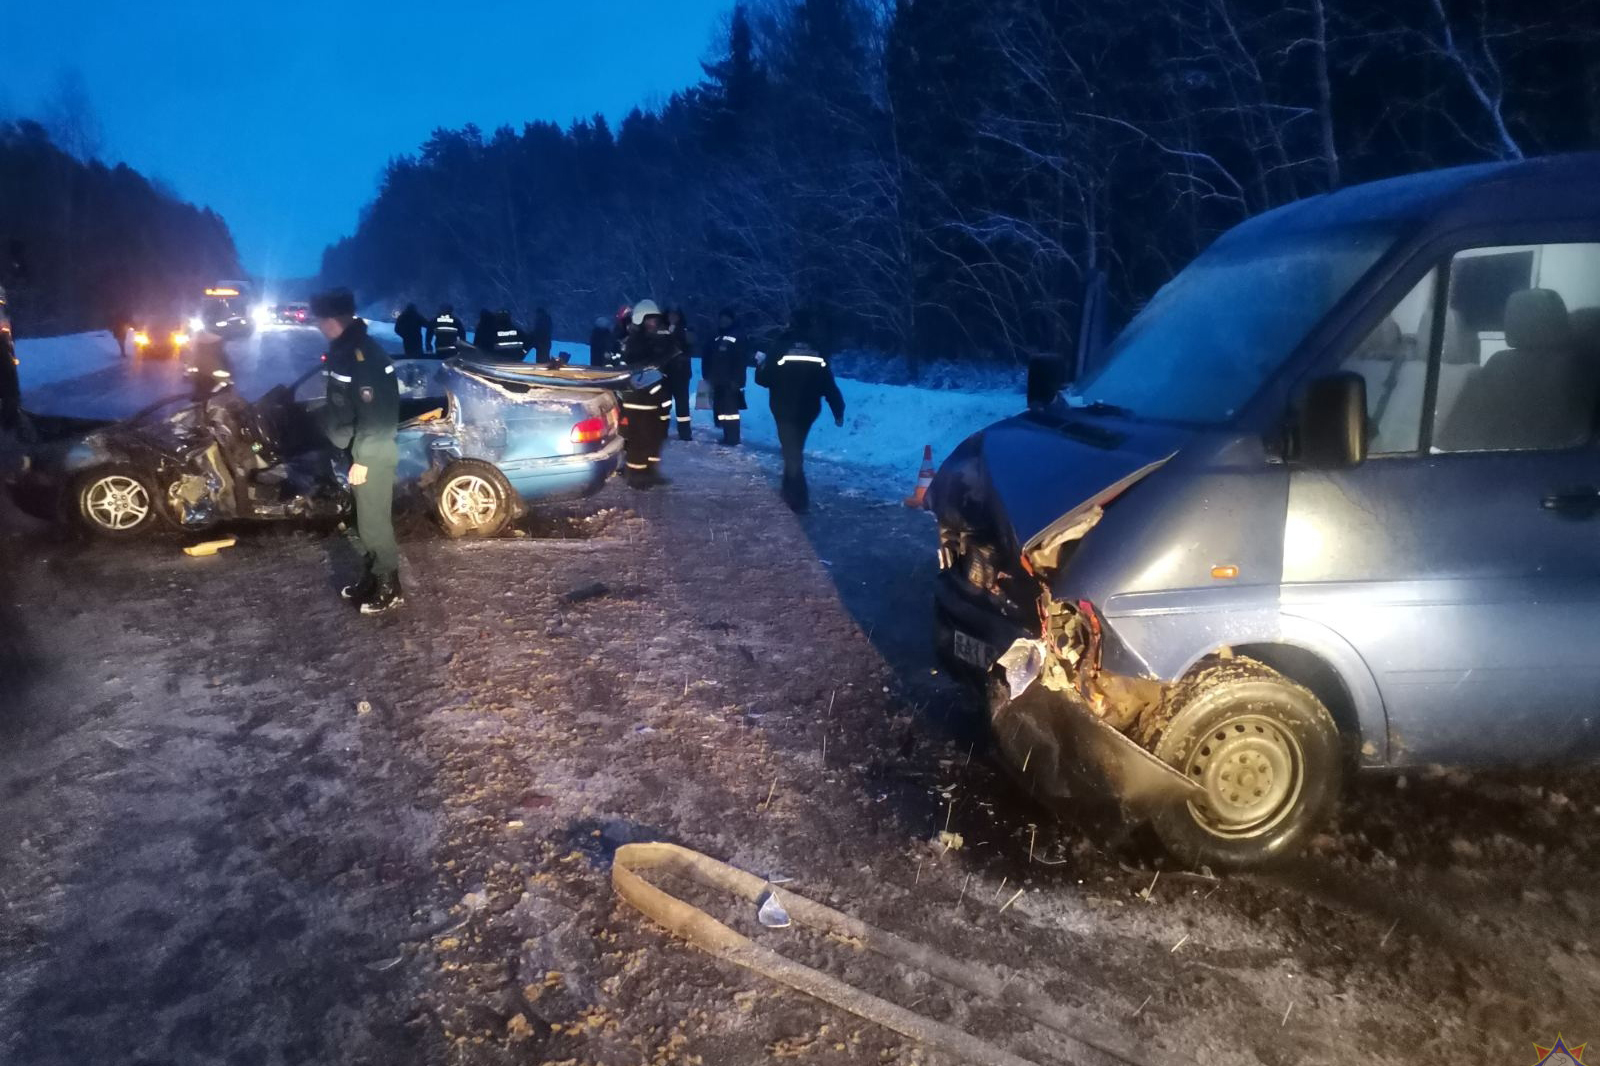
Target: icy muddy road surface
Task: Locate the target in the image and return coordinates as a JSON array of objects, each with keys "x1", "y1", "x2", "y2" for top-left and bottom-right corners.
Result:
[{"x1": 1, "y1": 438, "x2": 1597, "y2": 1065}]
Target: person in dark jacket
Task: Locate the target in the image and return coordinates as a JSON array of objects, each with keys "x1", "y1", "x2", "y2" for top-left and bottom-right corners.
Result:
[
  {"x1": 661, "y1": 307, "x2": 694, "y2": 441},
  {"x1": 701, "y1": 308, "x2": 749, "y2": 446},
  {"x1": 473, "y1": 308, "x2": 496, "y2": 351},
  {"x1": 184, "y1": 330, "x2": 235, "y2": 401},
  {"x1": 588, "y1": 315, "x2": 617, "y2": 367},
  {"x1": 491, "y1": 309, "x2": 526, "y2": 359},
  {"x1": 427, "y1": 304, "x2": 465, "y2": 356},
  {"x1": 619, "y1": 300, "x2": 676, "y2": 488},
  {"x1": 394, "y1": 303, "x2": 427, "y2": 356},
  {"x1": 108, "y1": 308, "x2": 133, "y2": 358},
  {"x1": 313, "y1": 288, "x2": 404, "y2": 614},
  {"x1": 530, "y1": 306, "x2": 554, "y2": 364},
  {"x1": 755, "y1": 311, "x2": 845, "y2": 513}
]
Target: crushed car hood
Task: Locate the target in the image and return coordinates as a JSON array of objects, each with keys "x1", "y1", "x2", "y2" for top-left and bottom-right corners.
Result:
[{"x1": 928, "y1": 408, "x2": 1189, "y2": 555}]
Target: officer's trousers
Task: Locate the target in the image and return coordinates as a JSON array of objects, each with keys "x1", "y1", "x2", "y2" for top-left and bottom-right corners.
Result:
[
  {"x1": 351, "y1": 452, "x2": 399, "y2": 578},
  {"x1": 775, "y1": 416, "x2": 814, "y2": 511},
  {"x1": 711, "y1": 383, "x2": 742, "y2": 444}
]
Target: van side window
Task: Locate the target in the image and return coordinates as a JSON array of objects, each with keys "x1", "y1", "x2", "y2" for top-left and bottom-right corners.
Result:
[
  {"x1": 1432, "y1": 243, "x2": 1600, "y2": 453},
  {"x1": 1339, "y1": 269, "x2": 1436, "y2": 454}
]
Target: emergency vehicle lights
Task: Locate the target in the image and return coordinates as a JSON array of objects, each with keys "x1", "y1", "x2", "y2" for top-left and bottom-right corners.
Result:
[
  {"x1": 205, "y1": 287, "x2": 240, "y2": 297},
  {"x1": 173, "y1": 332, "x2": 191, "y2": 347},
  {"x1": 570, "y1": 417, "x2": 607, "y2": 445}
]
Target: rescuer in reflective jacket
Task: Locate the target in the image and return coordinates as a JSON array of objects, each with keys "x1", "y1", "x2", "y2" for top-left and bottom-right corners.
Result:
[
  {"x1": 701, "y1": 308, "x2": 749, "y2": 446},
  {"x1": 492, "y1": 309, "x2": 526, "y2": 359},
  {"x1": 427, "y1": 304, "x2": 465, "y2": 356},
  {"x1": 314, "y1": 288, "x2": 404, "y2": 614},
  {"x1": 619, "y1": 300, "x2": 676, "y2": 489},
  {"x1": 754, "y1": 310, "x2": 845, "y2": 513}
]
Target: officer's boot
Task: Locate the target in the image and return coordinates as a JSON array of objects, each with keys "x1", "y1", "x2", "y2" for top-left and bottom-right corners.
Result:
[
  {"x1": 341, "y1": 554, "x2": 378, "y2": 604},
  {"x1": 360, "y1": 573, "x2": 405, "y2": 615},
  {"x1": 723, "y1": 421, "x2": 741, "y2": 446}
]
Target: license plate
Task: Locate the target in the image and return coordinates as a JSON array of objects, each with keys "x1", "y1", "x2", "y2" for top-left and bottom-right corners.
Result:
[{"x1": 951, "y1": 629, "x2": 996, "y2": 670}]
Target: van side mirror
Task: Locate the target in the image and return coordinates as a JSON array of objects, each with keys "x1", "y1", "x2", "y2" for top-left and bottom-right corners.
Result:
[{"x1": 1299, "y1": 372, "x2": 1368, "y2": 469}]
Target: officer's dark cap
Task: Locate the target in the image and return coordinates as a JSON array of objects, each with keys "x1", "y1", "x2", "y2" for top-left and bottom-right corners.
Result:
[{"x1": 310, "y1": 288, "x2": 357, "y2": 319}]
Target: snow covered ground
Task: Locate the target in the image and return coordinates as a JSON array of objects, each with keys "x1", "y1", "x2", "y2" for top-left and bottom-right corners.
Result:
[{"x1": 13, "y1": 330, "x2": 124, "y2": 392}]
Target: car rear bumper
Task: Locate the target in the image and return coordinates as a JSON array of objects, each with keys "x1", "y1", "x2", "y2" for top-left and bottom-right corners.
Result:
[{"x1": 500, "y1": 435, "x2": 624, "y2": 502}]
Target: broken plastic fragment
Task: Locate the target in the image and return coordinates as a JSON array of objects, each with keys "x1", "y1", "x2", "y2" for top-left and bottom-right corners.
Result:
[
  {"x1": 182, "y1": 536, "x2": 237, "y2": 557},
  {"x1": 757, "y1": 890, "x2": 791, "y2": 928},
  {"x1": 997, "y1": 639, "x2": 1047, "y2": 700}
]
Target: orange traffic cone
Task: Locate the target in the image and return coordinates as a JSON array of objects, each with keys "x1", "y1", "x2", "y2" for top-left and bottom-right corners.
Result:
[{"x1": 904, "y1": 445, "x2": 935, "y2": 508}]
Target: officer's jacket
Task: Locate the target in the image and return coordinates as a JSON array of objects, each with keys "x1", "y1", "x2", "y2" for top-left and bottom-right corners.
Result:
[
  {"x1": 702, "y1": 332, "x2": 749, "y2": 388},
  {"x1": 429, "y1": 313, "x2": 464, "y2": 350},
  {"x1": 755, "y1": 342, "x2": 846, "y2": 426},
  {"x1": 324, "y1": 319, "x2": 400, "y2": 464}
]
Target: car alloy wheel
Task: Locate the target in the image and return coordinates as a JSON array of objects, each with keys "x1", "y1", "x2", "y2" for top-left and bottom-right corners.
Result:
[
  {"x1": 440, "y1": 473, "x2": 500, "y2": 529},
  {"x1": 83, "y1": 474, "x2": 151, "y2": 532}
]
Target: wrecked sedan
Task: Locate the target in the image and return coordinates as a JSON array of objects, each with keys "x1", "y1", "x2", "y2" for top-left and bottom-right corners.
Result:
[
  {"x1": 931, "y1": 153, "x2": 1600, "y2": 869},
  {"x1": 9, "y1": 356, "x2": 624, "y2": 539}
]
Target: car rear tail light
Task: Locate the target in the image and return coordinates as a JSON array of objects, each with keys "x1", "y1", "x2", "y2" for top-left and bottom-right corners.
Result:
[{"x1": 570, "y1": 416, "x2": 607, "y2": 444}]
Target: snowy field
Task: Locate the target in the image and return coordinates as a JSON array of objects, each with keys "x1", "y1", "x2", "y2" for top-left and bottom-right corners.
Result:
[{"x1": 13, "y1": 330, "x2": 124, "y2": 392}]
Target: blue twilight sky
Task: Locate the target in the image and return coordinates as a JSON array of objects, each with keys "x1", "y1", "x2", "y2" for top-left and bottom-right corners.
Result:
[{"x1": 2, "y1": 1, "x2": 729, "y2": 278}]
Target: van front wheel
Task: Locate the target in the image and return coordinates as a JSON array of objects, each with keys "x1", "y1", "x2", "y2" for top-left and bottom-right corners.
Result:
[{"x1": 1151, "y1": 660, "x2": 1342, "y2": 870}]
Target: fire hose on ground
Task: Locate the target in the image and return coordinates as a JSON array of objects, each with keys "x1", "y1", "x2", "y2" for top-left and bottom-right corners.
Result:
[{"x1": 612, "y1": 842, "x2": 1175, "y2": 1066}]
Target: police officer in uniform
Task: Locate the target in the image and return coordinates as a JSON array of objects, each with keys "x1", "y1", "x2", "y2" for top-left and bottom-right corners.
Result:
[
  {"x1": 619, "y1": 300, "x2": 675, "y2": 488},
  {"x1": 755, "y1": 309, "x2": 845, "y2": 513},
  {"x1": 428, "y1": 304, "x2": 465, "y2": 356},
  {"x1": 313, "y1": 288, "x2": 404, "y2": 614},
  {"x1": 702, "y1": 308, "x2": 749, "y2": 445}
]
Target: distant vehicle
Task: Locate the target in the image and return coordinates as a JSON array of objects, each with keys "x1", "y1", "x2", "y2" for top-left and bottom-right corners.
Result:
[
  {"x1": 190, "y1": 282, "x2": 254, "y2": 339},
  {"x1": 130, "y1": 316, "x2": 190, "y2": 360},
  {"x1": 275, "y1": 302, "x2": 311, "y2": 326},
  {"x1": 929, "y1": 153, "x2": 1600, "y2": 869},
  {"x1": 8, "y1": 356, "x2": 624, "y2": 539}
]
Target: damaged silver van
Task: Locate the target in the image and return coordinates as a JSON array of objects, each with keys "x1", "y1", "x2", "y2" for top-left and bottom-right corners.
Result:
[{"x1": 929, "y1": 153, "x2": 1600, "y2": 868}]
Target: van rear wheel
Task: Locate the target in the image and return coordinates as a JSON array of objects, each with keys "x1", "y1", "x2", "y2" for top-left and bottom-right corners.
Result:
[{"x1": 1151, "y1": 660, "x2": 1342, "y2": 870}]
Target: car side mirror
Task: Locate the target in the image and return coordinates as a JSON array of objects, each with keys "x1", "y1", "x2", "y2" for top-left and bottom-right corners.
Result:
[{"x1": 1299, "y1": 372, "x2": 1368, "y2": 469}]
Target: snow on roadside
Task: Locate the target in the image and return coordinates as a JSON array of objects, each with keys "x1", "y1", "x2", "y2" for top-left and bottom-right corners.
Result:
[
  {"x1": 14, "y1": 331, "x2": 124, "y2": 393},
  {"x1": 727, "y1": 373, "x2": 1023, "y2": 493}
]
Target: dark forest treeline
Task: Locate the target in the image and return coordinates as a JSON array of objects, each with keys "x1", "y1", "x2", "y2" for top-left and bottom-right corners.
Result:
[
  {"x1": 0, "y1": 120, "x2": 239, "y2": 337},
  {"x1": 324, "y1": 0, "x2": 1600, "y2": 369}
]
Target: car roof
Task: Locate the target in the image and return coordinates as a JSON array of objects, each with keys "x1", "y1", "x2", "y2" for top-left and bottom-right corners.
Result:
[{"x1": 1233, "y1": 152, "x2": 1600, "y2": 240}]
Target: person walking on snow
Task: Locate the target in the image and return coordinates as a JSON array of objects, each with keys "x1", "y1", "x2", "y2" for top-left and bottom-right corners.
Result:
[
  {"x1": 427, "y1": 304, "x2": 465, "y2": 356},
  {"x1": 530, "y1": 306, "x2": 554, "y2": 364},
  {"x1": 313, "y1": 288, "x2": 404, "y2": 614},
  {"x1": 702, "y1": 308, "x2": 749, "y2": 445},
  {"x1": 662, "y1": 307, "x2": 694, "y2": 441},
  {"x1": 472, "y1": 308, "x2": 496, "y2": 351},
  {"x1": 394, "y1": 303, "x2": 427, "y2": 357},
  {"x1": 619, "y1": 300, "x2": 676, "y2": 489},
  {"x1": 755, "y1": 309, "x2": 845, "y2": 514}
]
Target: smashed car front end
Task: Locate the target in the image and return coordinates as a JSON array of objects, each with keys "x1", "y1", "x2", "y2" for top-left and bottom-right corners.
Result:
[{"x1": 928, "y1": 410, "x2": 1207, "y2": 818}]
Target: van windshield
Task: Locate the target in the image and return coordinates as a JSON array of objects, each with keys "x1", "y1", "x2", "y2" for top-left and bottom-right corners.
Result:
[{"x1": 1074, "y1": 226, "x2": 1397, "y2": 425}]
